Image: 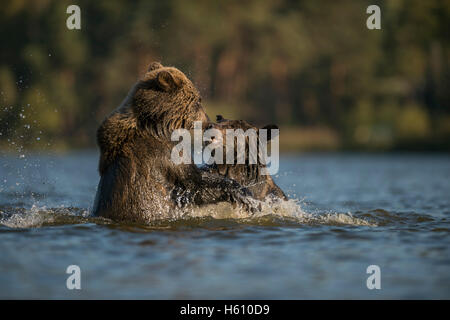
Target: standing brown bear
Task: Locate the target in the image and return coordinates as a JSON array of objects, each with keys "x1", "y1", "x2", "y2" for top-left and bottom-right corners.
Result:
[{"x1": 92, "y1": 62, "x2": 255, "y2": 223}]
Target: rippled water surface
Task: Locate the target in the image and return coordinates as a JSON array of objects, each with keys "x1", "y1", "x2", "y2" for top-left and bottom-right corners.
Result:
[{"x1": 1, "y1": 151, "x2": 449, "y2": 299}]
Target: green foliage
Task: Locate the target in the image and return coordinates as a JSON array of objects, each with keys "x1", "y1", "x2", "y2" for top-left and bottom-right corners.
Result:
[
  {"x1": 0, "y1": 0, "x2": 449, "y2": 151},
  {"x1": 395, "y1": 104, "x2": 431, "y2": 139}
]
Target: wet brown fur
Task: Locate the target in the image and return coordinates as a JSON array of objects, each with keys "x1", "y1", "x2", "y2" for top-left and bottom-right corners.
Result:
[
  {"x1": 205, "y1": 116, "x2": 287, "y2": 201},
  {"x1": 93, "y1": 63, "x2": 254, "y2": 223}
]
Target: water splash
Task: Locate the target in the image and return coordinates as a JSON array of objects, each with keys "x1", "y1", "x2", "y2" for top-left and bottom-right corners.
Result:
[
  {"x1": 0, "y1": 205, "x2": 90, "y2": 229},
  {"x1": 184, "y1": 198, "x2": 375, "y2": 226},
  {"x1": 0, "y1": 198, "x2": 375, "y2": 229}
]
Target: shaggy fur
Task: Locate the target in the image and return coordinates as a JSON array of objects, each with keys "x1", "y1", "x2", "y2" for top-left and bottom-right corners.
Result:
[
  {"x1": 92, "y1": 63, "x2": 255, "y2": 223},
  {"x1": 203, "y1": 115, "x2": 287, "y2": 201}
]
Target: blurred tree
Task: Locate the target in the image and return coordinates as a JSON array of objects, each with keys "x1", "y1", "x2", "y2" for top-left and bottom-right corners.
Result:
[{"x1": 0, "y1": 0, "x2": 448, "y2": 151}]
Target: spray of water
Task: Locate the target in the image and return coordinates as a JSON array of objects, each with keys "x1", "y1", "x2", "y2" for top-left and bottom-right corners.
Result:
[{"x1": 0, "y1": 196, "x2": 375, "y2": 229}]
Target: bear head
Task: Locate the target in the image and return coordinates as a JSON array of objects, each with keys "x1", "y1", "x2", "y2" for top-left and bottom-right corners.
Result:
[
  {"x1": 209, "y1": 115, "x2": 278, "y2": 168},
  {"x1": 132, "y1": 62, "x2": 209, "y2": 138}
]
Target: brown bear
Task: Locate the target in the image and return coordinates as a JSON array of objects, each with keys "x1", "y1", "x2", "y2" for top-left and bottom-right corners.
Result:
[
  {"x1": 202, "y1": 115, "x2": 287, "y2": 201},
  {"x1": 92, "y1": 62, "x2": 256, "y2": 223}
]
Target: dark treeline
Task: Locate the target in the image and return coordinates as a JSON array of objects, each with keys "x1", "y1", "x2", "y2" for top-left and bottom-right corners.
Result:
[{"x1": 0, "y1": 0, "x2": 449, "y2": 151}]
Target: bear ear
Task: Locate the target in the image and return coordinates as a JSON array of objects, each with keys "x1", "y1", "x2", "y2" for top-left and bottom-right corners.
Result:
[
  {"x1": 260, "y1": 124, "x2": 279, "y2": 141},
  {"x1": 156, "y1": 70, "x2": 182, "y2": 91},
  {"x1": 216, "y1": 115, "x2": 224, "y2": 122},
  {"x1": 147, "y1": 62, "x2": 163, "y2": 72}
]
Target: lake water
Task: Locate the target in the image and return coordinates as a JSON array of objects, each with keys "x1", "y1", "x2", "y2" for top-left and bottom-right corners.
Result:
[{"x1": 0, "y1": 151, "x2": 449, "y2": 299}]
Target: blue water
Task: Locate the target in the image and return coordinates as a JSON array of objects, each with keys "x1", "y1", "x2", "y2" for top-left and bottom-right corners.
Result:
[{"x1": 0, "y1": 151, "x2": 449, "y2": 299}]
